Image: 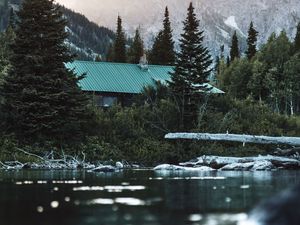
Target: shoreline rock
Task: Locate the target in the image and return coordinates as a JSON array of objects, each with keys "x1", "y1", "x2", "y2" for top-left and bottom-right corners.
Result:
[
  {"x1": 153, "y1": 164, "x2": 215, "y2": 171},
  {"x1": 1, "y1": 155, "x2": 299, "y2": 172},
  {"x1": 179, "y1": 155, "x2": 300, "y2": 171}
]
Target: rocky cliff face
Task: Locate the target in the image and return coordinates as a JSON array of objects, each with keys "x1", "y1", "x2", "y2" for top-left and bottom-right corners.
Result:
[{"x1": 57, "y1": 0, "x2": 300, "y2": 57}]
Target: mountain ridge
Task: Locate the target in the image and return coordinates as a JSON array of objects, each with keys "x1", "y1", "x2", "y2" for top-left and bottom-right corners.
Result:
[
  {"x1": 57, "y1": 0, "x2": 300, "y2": 57},
  {"x1": 0, "y1": 0, "x2": 115, "y2": 60}
]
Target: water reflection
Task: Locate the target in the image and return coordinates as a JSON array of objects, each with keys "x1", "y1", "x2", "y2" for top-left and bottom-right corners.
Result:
[{"x1": 0, "y1": 169, "x2": 299, "y2": 225}]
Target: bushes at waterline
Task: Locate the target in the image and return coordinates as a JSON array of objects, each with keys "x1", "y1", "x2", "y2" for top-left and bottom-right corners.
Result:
[{"x1": 1, "y1": 96, "x2": 300, "y2": 165}]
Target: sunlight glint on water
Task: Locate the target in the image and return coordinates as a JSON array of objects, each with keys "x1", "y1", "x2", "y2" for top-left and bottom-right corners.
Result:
[{"x1": 0, "y1": 170, "x2": 299, "y2": 225}]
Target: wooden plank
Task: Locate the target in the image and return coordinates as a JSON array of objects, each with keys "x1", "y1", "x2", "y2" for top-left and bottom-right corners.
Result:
[{"x1": 165, "y1": 133, "x2": 300, "y2": 146}]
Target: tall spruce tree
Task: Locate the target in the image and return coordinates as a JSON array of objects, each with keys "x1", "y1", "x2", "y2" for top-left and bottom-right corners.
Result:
[
  {"x1": 245, "y1": 22, "x2": 258, "y2": 60},
  {"x1": 128, "y1": 28, "x2": 144, "y2": 64},
  {"x1": 161, "y1": 7, "x2": 175, "y2": 65},
  {"x1": 294, "y1": 22, "x2": 300, "y2": 53},
  {"x1": 149, "y1": 31, "x2": 164, "y2": 64},
  {"x1": 113, "y1": 16, "x2": 127, "y2": 63},
  {"x1": 1, "y1": 0, "x2": 88, "y2": 145},
  {"x1": 149, "y1": 7, "x2": 175, "y2": 65},
  {"x1": 169, "y1": 2, "x2": 212, "y2": 130},
  {"x1": 230, "y1": 31, "x2": 240, "y2": 61}
]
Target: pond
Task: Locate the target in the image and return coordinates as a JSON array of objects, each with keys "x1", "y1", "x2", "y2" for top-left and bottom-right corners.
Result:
[{"x1": 0, "y1": 169, "x2": 299, "y2": 225}]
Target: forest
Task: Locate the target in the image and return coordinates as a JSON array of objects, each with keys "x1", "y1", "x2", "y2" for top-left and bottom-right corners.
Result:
[
  {"x1": 0, "y1": 0, "x2": 299, "y2": 166},
  {"x1": 0, "y1": 0, "x2": 115, "y2": 60}
]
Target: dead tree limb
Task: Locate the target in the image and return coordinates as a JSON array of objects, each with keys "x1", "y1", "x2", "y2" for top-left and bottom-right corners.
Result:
[{"x1": 165, "y1": 133, "x2": 300, "y2": 146}]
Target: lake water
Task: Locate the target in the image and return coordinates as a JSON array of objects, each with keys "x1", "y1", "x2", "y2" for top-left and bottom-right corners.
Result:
[{"x1": 0, "y1": 169, "x2": 299, "y2": 225}]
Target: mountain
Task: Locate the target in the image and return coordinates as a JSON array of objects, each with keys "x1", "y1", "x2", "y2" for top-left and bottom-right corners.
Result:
[
  {"x1": 0, "y1": 0, "x2": 115, "y2": 60},
  {"x1": 57, "y1": 0, "x2": 300, "y2": 57}
]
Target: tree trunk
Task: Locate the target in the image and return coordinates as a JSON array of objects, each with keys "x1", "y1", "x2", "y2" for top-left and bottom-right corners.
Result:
[{"x1": 165, "y1": 133, "x2": 300, "y2": 146}]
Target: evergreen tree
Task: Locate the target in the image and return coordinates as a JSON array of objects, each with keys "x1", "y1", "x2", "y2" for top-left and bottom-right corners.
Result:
[
  {"x1": 294, "y1": 22, "x2": 300, "y2": 53},
  {"x1": 128, "y1": 28, "x2": 144, "y2": 64},
  {"x1": 230, "y1": 31, "x2": 240, "y2": 61},
  {"x1": 1, "y1": 0, "x2": 89, "y2": 145},
  {"x1": 149, "y1": 7, "x2": 175, "y2": 65},
  {"x1": 149, "y1": 31, "x2": 163, "y2": 64},
  {"x1": 113, "y1": 16, "x2": 127, "y2": 63},
  {"x1": 226, "y1": 56, "x2": 230, "y2": 67},
  {"x1": 214, "y1": 45, "x2": 225, "y2": 78},
  {"x1": 246, "y1": 22, "x2": 258, "y2": 60},
  {"x1": 169, "y1": 3, "x2": 212, "y2": 130},
  {"x1": 161, "y1": 7, "x2": 175, "y2": 65},
  {"x1": 106, "y1": 43, "x2": 114, "y2": 62}
]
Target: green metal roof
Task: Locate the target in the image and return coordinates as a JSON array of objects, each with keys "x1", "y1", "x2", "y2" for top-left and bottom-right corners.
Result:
[{"x1": 65, "y1": 60, "x2": 224, "y2": 94}]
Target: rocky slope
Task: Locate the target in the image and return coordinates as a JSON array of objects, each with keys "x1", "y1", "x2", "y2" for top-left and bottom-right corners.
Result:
[
  {"x1": 57, "y1": 0, "x2": 300, "y2": 57},
  {"x1": 0, "y1": 0, "x2": 115, "y2": 60}
]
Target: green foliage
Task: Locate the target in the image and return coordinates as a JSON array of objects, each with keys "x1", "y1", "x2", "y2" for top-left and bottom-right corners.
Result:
[
  {"x1": 149, "y1": 7, "x2": 175, "y2": 65},
  {"x1": 1, "y1": 4, "x2": 300, "y2": 165},
  {"x1": 149, "y1": 31, "x2": 164, "y2": 64},
  {"x1": 169, "y1": 2, "x2": 212, "y2": 130},
  {"x1": 219, "y1": 29, "x2": 300, "y2": 116},
  {"x1": 60, "y1": 6, "x2": 115, "y2": 59},
  {"x1": 0, "y1": 26, "x2": 15, "y2": 84},
  {"x1": 220, "y1": 58, "x2": 253, "y2": 99},
  {"x1": 113, "y1": 16, "x2": 127, "y2": 63},
  {"x1": 294, "y1": 22, "x2": 300, "y2": 54},
  {"x1": 246, "y1": 22, "x2": 258, "y2": 60},
  {"x1": 230, "y1": 31, "x2": 240, "y2": 61},
  {"x1": 127, "y1": 28, "x2": 144, "y2": 64},
  {"x1": 1, "y1": 0, "x2": 89, "y2": 145},
  {"x1": 199, "y1": 96, "x2": 300, "y2": 136}
]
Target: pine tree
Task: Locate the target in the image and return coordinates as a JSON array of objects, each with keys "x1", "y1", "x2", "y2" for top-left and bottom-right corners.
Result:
[
  {"x1": 113, "y1": 16, "x2": 127, "y2": 63},
  {"x1": 226, "y1": 56, "x2": 230, "y2": 67},
  {"x1": 246, "y1": 22, "x2": 258, "y2": 60},
  {"x1": 149, "y1": 7, "x2": 175, "y2": 65},
  {"x1": 106, "y1": 43, "x2": 114, "y2": 62},
  {"x1": 1, "y1": 0, "x2": 89, "y2": 145},
  {"x1": 230, "y1": 31, "x2": 240, "y2": 61},
  {"x1": 169, "y1": 2, "x2": 212, "y2": 130},
  {"x1": 294, "y1": 22, "x2": 300, "y2": 53},
  {"x1": 128, "y1": 28, "x2": 144, "y2": 64},
  {"x1": 149, "y1": 31, "x2": 164, "y2": 64},
  {"x1": 161, "y1": 7, "x2": 175, "y2": 65}
]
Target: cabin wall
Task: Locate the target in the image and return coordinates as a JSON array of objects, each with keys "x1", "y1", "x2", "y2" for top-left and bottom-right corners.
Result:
[{"x1": 85, "y1": 91, "x2": 135, "y2": 107}]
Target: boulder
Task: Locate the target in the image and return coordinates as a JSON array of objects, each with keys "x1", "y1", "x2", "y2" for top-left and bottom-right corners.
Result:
[
  {"x1": 153, "y1": 164, "x2": 215, "y2": 171},
  {"x1": 89, "y1": 165, "x2": 117, "y2": 173}
]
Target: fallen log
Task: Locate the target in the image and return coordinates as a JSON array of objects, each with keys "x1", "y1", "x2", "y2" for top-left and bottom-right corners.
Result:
[{"x1": 165, "y1": 133, "x2": 300, "y2": 146}]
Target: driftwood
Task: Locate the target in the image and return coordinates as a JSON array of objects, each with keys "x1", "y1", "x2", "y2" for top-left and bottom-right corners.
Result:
[
  {"x1": 0, "y1": 148, "x2": 95, "y2": 170},
  {"x1": 165, "y1": 133, "x2": 300, "y2": 146},
  {"x1": 0, "y1": 148, "x2": 128, "y2": 171}
]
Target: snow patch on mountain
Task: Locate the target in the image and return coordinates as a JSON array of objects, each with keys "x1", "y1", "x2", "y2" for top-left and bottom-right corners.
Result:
[
  {"x1": 57, "y1": 0, "x2": 300, "y2": 57},
  {"x1": 224, "y1": 16, "x2": 238, "y2": 30},
  {"x1": 224, "y1": 16, "x2": 246, "y2": 37}
]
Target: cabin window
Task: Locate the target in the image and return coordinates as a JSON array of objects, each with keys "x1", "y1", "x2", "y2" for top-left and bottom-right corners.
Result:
[{"x1": 94, "y1": 95, "x2": 117, "y2": 107}]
